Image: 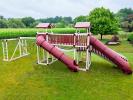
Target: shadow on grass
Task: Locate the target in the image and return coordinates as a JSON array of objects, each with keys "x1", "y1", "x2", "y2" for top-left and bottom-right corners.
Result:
[
  {"x1": 32, "y1": 59, "x2": 125, "y2": 76},
  {"x1": 90, "y1": 61, "x2": 123, "y2": 75},
  {"x1": 33, "y1": 61, "x2": 70, "y2": 74}
]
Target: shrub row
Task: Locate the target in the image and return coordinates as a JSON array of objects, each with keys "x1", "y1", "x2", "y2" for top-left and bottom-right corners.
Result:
[{"x1": 0, "y1": 28, "x2": 86, "y2": 39}]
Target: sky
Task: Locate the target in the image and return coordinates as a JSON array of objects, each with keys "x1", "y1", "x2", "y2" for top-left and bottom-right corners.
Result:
[{"x1": 0, "y1": 0, "x2": 133, "y2": 19}]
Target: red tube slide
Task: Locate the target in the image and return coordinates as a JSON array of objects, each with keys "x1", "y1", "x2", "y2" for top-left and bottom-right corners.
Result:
[
  {"x1": 36, "y1": 35, "x2": 79, "y2": 72},
  {"x1": 90, "y1": 36, "x2": 132, "y2": 74}
]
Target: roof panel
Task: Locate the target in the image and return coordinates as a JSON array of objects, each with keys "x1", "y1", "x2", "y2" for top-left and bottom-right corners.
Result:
[
  {"x1": 36, "y1": 23, "x2": 52, "y2": 28},
  {"x1": 74, "y1": 22, "x2": 90, "y2": 28}
]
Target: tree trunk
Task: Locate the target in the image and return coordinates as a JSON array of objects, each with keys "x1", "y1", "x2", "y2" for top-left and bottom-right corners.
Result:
[{"x1": 100, "y1": 34, "x2": 103, "y2": 40}]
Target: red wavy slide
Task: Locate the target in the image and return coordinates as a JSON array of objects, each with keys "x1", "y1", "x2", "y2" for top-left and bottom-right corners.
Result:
[
  {"x1": 36, "y1": 35, "x2": 79, "y2": 72},
  {"x1": 90, "y1": 36, "x2": 132, "y2": 74}
]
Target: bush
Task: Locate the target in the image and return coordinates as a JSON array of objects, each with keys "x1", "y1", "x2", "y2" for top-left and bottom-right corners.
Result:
[{"x1": 128, "y1": 33, "x2": 133, "y2": 41}]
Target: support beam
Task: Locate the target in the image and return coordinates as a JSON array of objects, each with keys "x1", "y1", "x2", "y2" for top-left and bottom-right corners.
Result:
[{"x1": 2, "y1": 37, "x2": 34, "y2": 62}]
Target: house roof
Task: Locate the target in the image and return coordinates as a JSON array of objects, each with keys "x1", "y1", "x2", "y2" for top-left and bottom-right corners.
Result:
[
  {"x1": 36, "y1": 23, "x2": 53, "y2": 28},
  {"x1": 128, "y1": 14, "x2": 133, "y2": 19},
  {"x1": 74, "y1": 22, "x2": 90, "y2": 28}
]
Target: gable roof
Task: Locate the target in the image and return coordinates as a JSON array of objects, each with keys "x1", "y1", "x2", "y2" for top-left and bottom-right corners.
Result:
[
  {"x1": 74, "y1": 22, "x2": 90, "y2": 28},
  {"x1": 36, "y1": 23, "x2": 53, "y2": 28}
]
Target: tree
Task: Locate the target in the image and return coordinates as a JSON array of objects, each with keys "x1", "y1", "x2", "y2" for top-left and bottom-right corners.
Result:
[
  {"x1": 36, "y1": 16, "x2": 72, "y2": 27},
  {"x1": 56, "y1": 21, "x2": 65, "y2": 28},
  {"x1": 88, "y1": 7, "x2": 119, "y2": 40},
  {"x1": 22, "y1": 17, "x2": 35, "y2": 27},
  {"x1": 30, "y1": 21, "x2": 38, "y2": 28},
  {"x1": 8, "y1": 18, "x2": 25, "y2": 28},
  {"x1": 116, "y1": 8, "x2": 133, "y2": 21},
  {"x1": 74, "y1": 15, "x2": 87, "y2": 23},
  {"x1": 63, "y1": 17, "x2": 72, "y2": 24},
  {"x1": 0, "y1": 19, "x2": 8, "y2": 28},
  {"x1": 54, "y1": 16, "x2": 62, "y2": 23},
  {"x1": 0, "y1": 15, "x2": 4, "y2": 20}
]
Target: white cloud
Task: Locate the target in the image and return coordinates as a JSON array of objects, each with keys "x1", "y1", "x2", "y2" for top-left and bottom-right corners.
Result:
[
  {"x1": 99, "y1": 0, "x2": 133, "y2": 12},
  {"x1": 0, "y1": 0, "x2": 133, "y2": 18}
]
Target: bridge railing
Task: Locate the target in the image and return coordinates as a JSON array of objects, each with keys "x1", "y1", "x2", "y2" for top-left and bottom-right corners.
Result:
[
  {"x1": 37, "y1": 33, "x2": 89, "y2": 47},
  {"x1": 48, "y1": 34, "x2": 74, "y2": 46}
]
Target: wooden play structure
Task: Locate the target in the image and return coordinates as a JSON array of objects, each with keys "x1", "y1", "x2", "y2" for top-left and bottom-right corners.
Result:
[{"x1": 1, "y1": 22, "x2": 132, "y2": 74}]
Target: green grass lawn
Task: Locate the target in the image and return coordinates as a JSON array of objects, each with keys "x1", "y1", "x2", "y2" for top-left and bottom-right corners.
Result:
[{"x1": 0, "y1": 39, "x2": 133, "y2": 100}]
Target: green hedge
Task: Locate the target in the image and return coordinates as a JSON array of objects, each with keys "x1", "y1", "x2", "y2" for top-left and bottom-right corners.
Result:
[
  {"x1": 0, "y1": 28, "x2": 86, "y2": 39},
  {"x1": 128, "y1": 33, "x2": 133, "y2": 41}
]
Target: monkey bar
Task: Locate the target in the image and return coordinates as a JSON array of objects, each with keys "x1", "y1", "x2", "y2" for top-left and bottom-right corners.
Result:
[{"x1": 1, "y1": 37, "x2": 35, "y2": 61}]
